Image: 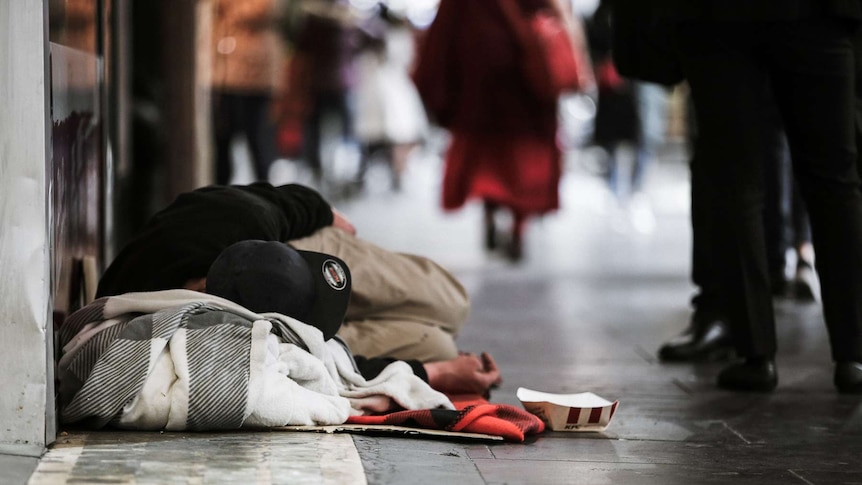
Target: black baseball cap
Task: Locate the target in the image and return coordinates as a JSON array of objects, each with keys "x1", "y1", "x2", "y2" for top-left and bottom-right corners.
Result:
[{"x1": 205, "y1": 240, "x2": 351, "y2": 340}]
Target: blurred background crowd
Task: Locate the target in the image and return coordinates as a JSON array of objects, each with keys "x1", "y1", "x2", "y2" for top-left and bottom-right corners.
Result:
[
  {"x1": 100, "y1": 0, "x2": 817, "y2": 302},
  {"x1": 204, "y1": 1, "x2": 672, "y2": 181},
  {"x1": 194, "y1": 0, "x2": 689, "y2": 242}
]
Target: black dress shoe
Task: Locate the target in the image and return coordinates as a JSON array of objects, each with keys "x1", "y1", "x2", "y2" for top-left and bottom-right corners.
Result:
[
  {"x1": 658, "y1": 315, "x2": 734, "y2": 362},
  {"x1": 717, "y1": 358, "x2": 777, "y2": 392},
  {"x1": 834, "y1": 361, "x2": 862, "y2": 394}
]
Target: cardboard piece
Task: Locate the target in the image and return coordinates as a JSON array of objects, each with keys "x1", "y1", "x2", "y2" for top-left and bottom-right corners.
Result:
[
  {"x1": 277, "y1": 424, "x2": 504, "y2": 441},
  {"x1": 517, "y1": 387, "x2": 619, "y2": 432}
]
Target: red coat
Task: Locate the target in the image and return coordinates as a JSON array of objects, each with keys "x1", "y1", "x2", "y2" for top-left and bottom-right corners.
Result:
[
  {"x1": 415, "y1": 0, "x2": 557, "y2": 136},
  {"x1": 414, "y1": 0, "x2": 561, "y2": 214}
]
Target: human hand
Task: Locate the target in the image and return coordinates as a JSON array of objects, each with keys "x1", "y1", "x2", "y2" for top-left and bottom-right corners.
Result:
[
  {"x1": 184, "y1": 277, "x2": 208, "y2": 292},
  {"x1": 424, "y1": 352, "x2": 503, "y2": 396},
  {"x1": 332, "y1": 208, "x2": 357, "y2": 235}
]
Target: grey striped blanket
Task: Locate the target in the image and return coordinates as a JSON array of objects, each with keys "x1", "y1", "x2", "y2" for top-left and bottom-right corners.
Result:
[{"x1": 57, "y1": 290, "x2": 452, "y2": 431}]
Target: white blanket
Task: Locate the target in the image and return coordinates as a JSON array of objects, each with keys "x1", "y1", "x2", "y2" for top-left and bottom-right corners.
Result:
[{"x1": 57, "y1": 290, "x2": 453, "y2": 431}]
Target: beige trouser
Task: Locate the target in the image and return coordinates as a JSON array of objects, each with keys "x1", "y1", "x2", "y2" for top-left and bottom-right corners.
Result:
[{"x1": 289, "y1": 227, "x2": 469, "y2": 362}]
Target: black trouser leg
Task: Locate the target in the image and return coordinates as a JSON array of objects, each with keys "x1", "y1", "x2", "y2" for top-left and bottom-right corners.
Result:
[
  {"x1": 677, "y1": 21, "x2": 776, "y2": 358},
  {"x1": 768, "y1": 19, "x2": 862, "y2": 362}
]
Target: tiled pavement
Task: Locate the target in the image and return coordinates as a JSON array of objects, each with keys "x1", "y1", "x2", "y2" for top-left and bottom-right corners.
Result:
[{"x1": 18, "y1": 146, "x2": 862, "y2": 484}]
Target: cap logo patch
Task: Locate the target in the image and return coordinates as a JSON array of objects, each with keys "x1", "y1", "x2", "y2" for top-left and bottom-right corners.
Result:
[{"x1": 322, "y1": 259, "x2": 348, "y2": 290}]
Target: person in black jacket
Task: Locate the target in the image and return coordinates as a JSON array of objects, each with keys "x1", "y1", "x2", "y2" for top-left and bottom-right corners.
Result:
[
  {"x1": 97, "y1": 183, "x2": 335, "y2": 296},
  {"x1": 665, "y1": 0, "x2": 862, "y2": 393},
  {"x1": 96, "y1": 182, "x2": 501, "y2": 396}
]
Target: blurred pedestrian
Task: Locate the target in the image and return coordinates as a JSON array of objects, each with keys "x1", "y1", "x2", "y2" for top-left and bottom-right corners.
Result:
[
  {"x1": 290, "y1": 0, "x2": 363, "y2": 184},
  {"x1": 587, "y1": 1, "x2": 669, "y2": 233},
  {"x1": 210, "y1": 0, "x2": 282, "y2": 185},
  {"x1": 762, "y1": 123, "x2": 819, "y2": 302},
  {"x1": 353, "y1": 4, "x2": 429, "y2": 192},
  {"x1": 414, "y1": 0, "x2": 587, "y2": 262}
]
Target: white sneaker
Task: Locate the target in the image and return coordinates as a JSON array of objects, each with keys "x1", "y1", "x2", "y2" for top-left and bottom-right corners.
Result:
[
  {"x1": 629, "y1": 194, "x2": 656, "y2": 235},
  {"x1": 794, "y1": 261, "x2": 821, "y2": 303}
]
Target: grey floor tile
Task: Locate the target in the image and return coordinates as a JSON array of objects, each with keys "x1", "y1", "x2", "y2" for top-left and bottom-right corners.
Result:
[
  {"x1": 17, "y1": 147, "x2": 862, "y2": 484},
  {"x1": 1, "y1": 455, "x2": 39, "y2": 485}
]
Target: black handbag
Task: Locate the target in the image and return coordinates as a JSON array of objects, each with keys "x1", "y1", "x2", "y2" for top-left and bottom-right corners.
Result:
[{"x1": 608, "y1": 0, "x2": 684, "y2": 86}]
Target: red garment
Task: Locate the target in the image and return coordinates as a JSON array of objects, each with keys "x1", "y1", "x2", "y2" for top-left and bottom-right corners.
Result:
[
  {"x1": 443, "y1": 132, "x2": 561, "y2": 214},
  {"x1": 414, "y1": 0, "x2": 561, "y2": 215},
  {"x1": 346, "y1": 394, "x2": 545, "y2": 442}
]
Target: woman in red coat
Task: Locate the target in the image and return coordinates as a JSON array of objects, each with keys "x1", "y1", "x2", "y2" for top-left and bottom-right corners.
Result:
[{"x1": 415, "y1": 0, "x2": 569, "y2": 261}]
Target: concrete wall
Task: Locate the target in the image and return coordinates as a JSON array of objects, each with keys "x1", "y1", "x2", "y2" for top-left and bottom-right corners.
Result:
[{"x1": 0, "y1": 0, "x2": 55, "y2": 457}]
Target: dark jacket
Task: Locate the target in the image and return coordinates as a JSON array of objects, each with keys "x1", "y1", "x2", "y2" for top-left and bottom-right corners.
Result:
[
  {"x1": 587, "y1": 2, "x2": 638, "y2": 144},
  {"x1": 96, "y1": 183, "x2": 334, "y2": 297}
]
